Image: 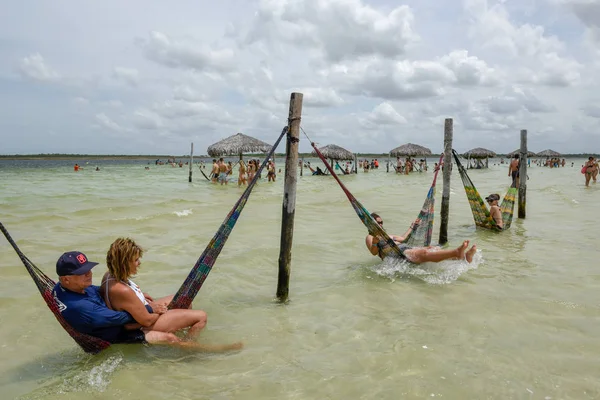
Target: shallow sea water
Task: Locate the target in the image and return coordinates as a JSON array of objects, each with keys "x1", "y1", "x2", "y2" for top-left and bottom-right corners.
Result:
[{"x1": 0, "y1": 156, "x2": 599, "y2": 400}]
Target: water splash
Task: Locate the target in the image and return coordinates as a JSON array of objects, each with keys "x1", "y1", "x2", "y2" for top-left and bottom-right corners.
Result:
[
  {"x1": 58, "y1": 354, "x2": 123, "y2": 393},
  {"x1": 174, "y1": 209, "x2": 193, "y2": 217},
  {"x1": 371, "y1": 250, "x2": 483, "y2": 284}
]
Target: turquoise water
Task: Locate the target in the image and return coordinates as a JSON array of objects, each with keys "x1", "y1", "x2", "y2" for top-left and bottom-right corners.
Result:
[{"x1": 0, "y1": 157, "x2": 598, "y2": 399}]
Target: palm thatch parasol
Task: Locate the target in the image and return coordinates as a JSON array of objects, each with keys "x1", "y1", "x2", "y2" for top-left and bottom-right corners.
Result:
[
  {"x1": 207, "y1": 132, "x2": 272, "y2": 159},
  {"x1": 536, "y1": 149, "x2": 561, "y2": 157},
  {"x1": 507, "y1": 149, "x2": 537, "y2": 157},
  {"x1": 463, "y1": 147, "x2": 497, "y2": 159},
  {"x1": 311, "y1": 144, "x2": 354, "y2": 161},
  {"x1": 389, "y1": 143, "x2": 432, "y2": 157}
]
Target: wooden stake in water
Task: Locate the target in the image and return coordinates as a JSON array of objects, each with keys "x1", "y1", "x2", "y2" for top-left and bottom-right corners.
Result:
[
  {"x1": 300, "y1": 157, "x2": 304, "y2": 177},
  {"x1": 189, "y1": 142, "x2": 194, "y2": 183},
  {"x1": 518, "y1": 129, "x2": 527, "y2": 219},
  {"x1": 439, "y1": 118, "x2": 453, "y2": 245},
  {"x1": 277, "y1": 92, "x2": 303, "y2": 302},
  {"x1": 354, "y1": 154, "x2": 358, "y2": 173}
]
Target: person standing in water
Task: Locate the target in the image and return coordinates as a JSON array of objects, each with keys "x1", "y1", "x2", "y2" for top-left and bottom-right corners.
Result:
[
  {"x1": 583, "y1": 157, "x2": 597, "y2": 187},
  {"x1": 509, "y1": 154, "x2": 520, "y2": 187}
]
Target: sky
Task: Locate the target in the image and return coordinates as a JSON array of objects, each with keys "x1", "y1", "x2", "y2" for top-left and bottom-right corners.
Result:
[{"x1": 1, "y1": 0, "x2": 599, "y2": 155}]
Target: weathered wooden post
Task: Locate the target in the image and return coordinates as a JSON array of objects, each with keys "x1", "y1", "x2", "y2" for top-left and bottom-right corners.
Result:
[
  {"x1": 354, "y1": 154, "x2": 358, "y2": 173},
  {"x1": 300, "y1": 157, "x2": 304, "y2": 177},
  {"x1": 439, "y1": 118, "x2": 453, "y2": 245},
  {"x1": 518, "y1": 129, "x2": 527, "y2": 219},
  {"x1": 277, "y1": 92, "x2": 303, "y2": 302},
  {"x1": 188, "y1": 142, "x2": 193, "y2": 183}
]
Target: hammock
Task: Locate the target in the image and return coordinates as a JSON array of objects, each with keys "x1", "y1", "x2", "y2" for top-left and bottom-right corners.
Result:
[
  {"x1": 335, "y1": 161, "x2": 349, "y2": 175},
  {"x1": 311, "y1": 142, "x2": 443, "y2": 257},
  {"x1": 452, "y1": 150, "x2": 517, "y2": 230},
  {"x1": 1, "y1": 126, "x2": 289, "y2": 353}
]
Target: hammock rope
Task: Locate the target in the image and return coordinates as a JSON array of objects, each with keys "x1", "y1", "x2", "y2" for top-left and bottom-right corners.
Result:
[
  {"x1": 305, "y1": 130, "x2": 443, "y2": 257},
  {"x1": 1, "y1": 126, "x2": 289, "y2": 353},
  {"x1": 452, "y1": 150, "x2": 517, "y2": 230}
]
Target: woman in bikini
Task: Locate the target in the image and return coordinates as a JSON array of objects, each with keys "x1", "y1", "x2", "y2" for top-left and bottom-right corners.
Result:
[
  {"x1": 238, "y1": 160, "x2": 248, "y2": 186},
  {"x1": 101, "y1": 238, "x2": 208, "y2": 344},
  {"x1": 584, "y1": 157, "x2": 596, "y2": 187}
]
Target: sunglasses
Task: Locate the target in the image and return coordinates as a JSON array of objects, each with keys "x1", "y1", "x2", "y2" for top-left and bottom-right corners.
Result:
[{"x1": 376, "y1": 220, "x2": 383, "y2": 225}]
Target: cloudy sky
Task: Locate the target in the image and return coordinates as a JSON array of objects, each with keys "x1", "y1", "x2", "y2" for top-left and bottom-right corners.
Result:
[{"x1": 1, "y1": 0, "x2": 599, "y2": 155}]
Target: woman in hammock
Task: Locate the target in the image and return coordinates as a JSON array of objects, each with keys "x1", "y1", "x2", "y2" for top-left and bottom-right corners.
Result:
[
  {"x1": 101, "y1": 237, "x2": 208, "y2": 344},
  {"x1": 365, "y1": 213, "x2": 477, "y2": 264},
  {"x1": 485, "y1": 193, "x2": 503, "y2": 229}
]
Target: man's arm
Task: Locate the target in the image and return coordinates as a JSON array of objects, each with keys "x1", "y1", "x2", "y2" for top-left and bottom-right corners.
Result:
[{"x1": 76, "y1": 300, "x2": 135, "y2": 329}]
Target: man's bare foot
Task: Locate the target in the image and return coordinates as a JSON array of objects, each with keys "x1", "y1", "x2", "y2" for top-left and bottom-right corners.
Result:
[
  {"x1": 466, "y1": 245, "x2": 477, "y2": 263},
  {"x1": 456, "y1": 240, "x2": 469, "y2": 259}
]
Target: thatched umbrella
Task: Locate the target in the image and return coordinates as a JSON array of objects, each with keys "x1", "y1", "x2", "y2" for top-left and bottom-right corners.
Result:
[
  {"x1": 389, "y1": 143, "x2": 432, "y2": 157},
  {"x1": 463, "y1": 147, "x2": 496, "y2": 159},
  {"x1": 311, "y1": 144, "x2": 354, "y2": 160},
  {"x1": 311, "y1": 144, "x2": 354, "y2": 175},
  {"x1": 507, "y1": 149, "x2": 537, "y2": 157},
  {"x1": 463, "y1": 147, "x2": 496, "y2": 169},
  {"x1": 207, "y1": 132, "x2": 272, "y2": 160},
  {"x1": 536, "y1": 149, "x2": 561, "y2": 157}
]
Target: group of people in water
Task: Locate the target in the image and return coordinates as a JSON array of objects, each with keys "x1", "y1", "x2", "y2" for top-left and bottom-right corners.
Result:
[{"x1": 208, "y1": 158, "x2": 278, "y2": 186}]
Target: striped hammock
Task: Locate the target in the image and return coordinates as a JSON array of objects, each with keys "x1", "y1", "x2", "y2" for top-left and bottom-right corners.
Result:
[
  {"x1": 311, "y1": 143, "x2": 443, "y2": 258},
  {"x1": 452, "y1": 150, "x2": 517, "y2": 230},
  {"x1": 1, "y1": 126, "x2": 289, "y2": 353}
]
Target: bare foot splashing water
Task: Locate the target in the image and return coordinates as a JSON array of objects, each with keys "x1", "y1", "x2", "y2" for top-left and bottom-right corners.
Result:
[{"x1": 370, "y1": 247, "x2": 483, "y2": 285}]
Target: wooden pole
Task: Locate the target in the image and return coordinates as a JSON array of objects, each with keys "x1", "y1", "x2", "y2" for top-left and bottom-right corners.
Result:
[
  {"x1": 277, "y1": 92, "x2": 303, "y2": 302},
  {"x1": 300, "y1": 157, "x2": 304, "y2": 177},
  {"x1": 518, "y1": 129, "x2": 527, "y2": 219},
  {"x1": 188, "y1": 142, "x2": 193, "y2": 183},
  {"x1": 439, "y1": 118, "x2": 453, "y2": 245},
  {"x1": 387, "y1": 156, "x2": 390, "y2": 173},
  {"x1": 354, "y1": 154, "x2": 358, "y2": 173}
]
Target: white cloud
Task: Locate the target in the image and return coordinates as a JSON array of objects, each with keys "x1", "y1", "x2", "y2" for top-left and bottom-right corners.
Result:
[
  {"x1": 242, "y1": 0, "x2": 419, "y2": 63},
  {"x1": 18, "y1": 53, "x2": 59, "y2": 82},
  {"x1": 113, "y1": 67, "x2": 139, "y2": 86},
  {"x1": 140, "y1": 31, "x2": 235, "y2": 72},
  {"x1": 95, "y1": 113, "x2": 125, "y2": 132},
  {"x1": 359, "y1": 102, "x2": 407, "y2": 129}
]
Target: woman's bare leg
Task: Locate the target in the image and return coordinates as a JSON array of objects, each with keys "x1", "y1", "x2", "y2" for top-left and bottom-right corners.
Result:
[
  {"x1": 144, "y1": 330, "x2": 243, "y2": 352},
  {"x1": 404, "y1": 241, "x2": 473, "y2": 264},
  {"x1": 151, "y1": 309, "x2": 207, "y2": 339}
]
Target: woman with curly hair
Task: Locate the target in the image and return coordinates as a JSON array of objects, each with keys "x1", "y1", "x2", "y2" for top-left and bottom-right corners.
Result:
[{"x1": 101, "y1": 238, "x2": 208, "y2": 345}]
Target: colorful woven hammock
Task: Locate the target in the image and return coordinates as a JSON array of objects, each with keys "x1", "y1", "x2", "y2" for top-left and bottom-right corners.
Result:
[
  {"x1": 0, "y1": 222, "x2": 111, "y2": 354},
  {"x1": 311, "y1": 143, "x2": 443, "y2": 257},
  {"x1": 1, "y1": 126, "x2": 289, "y2": 353},
  {"x1": 452, "y1": 150, "x2": 517, "y2": 230}
]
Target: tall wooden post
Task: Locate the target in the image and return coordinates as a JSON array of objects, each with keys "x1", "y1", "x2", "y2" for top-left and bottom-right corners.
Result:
[
  {"x1": 386, "y1": 156, "x2": 390, "y2": 172},
  {"x1": 188, "y1": 142, "x2": 193, "y2": 183},
  {"x1": 439, "y1": 118, "x2": 453, "y2": 245},
  {"x1": 277, "y1": 92, "x2": 303, "y2": 302},
  {"x1": 518, "y1": 129, "x2": 527, "y2": 219},
  {"x1": 354, "y1": 154, "x2": 358, "y2": 173},
  {"x1": 300, "y1": 157, "x2": 304, "y2": 177}
]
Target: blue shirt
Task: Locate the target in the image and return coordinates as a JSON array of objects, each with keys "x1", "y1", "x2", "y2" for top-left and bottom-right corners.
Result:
[{"x1": 52, "y1": 283, "x2": 135, "y2": 343}]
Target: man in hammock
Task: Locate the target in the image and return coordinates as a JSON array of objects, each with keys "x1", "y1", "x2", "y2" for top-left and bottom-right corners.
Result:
[{"x1": 365, "y1": 213, "x2": 477, "y2": 264}]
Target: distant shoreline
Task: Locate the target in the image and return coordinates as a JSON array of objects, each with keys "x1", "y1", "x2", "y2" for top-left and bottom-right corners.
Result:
[{"x1": 0, "y1": 153, "x2": 597, "y2": 161}]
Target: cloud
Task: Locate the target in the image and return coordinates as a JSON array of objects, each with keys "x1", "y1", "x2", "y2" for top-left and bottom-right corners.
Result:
[
  {"x1": 140, "y1": 31, "x2": 235, "y2": 72},
  {"x1": 94, "y1": 113, "x2": 126, "y2": 132},
  {"x1": 359, "y1": 102, "x2": 407, "y2": 129},
  {"x1": 241, "y1": 0, "x2": 418, "y2": 63},
  {"x1": 18, "y1": 53, "x2": 60, "y2": 82},
  {"x1": 113, "y1": 67, "x2": 139, "y2": 86}
]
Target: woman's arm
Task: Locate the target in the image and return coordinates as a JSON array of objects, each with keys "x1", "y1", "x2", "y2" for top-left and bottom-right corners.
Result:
[
  {"x1": 108, "y1": 284, "x2": 161, "y2": 327},
  {"x1": 365, "y1": 235, "x2": 379, "y2": 256}
]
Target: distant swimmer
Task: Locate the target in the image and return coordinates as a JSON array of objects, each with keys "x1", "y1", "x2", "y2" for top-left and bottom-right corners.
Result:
[
  {"x1": 95, "y1": 167, "x2": 100, "y2": 171},
  {"x1": 365, "y1": 213, "x2": 477, "y2": 264},
  {"x1": 74, "y1": 164, "x2": 80, "y2": 172}
]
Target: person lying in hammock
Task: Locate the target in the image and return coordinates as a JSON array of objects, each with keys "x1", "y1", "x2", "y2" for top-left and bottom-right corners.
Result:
[
  {"x1": 100, "y1": 237, "x2": 209, "y2": 345},
  {"x1": 365, "y1": 213, "x2": 477, "y2": 264},
  {"x1": 485, "y1": 193, "x2": 503, "y2": 229}
]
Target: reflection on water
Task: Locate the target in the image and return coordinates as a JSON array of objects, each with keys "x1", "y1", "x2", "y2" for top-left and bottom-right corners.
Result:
[{"x1": 1, "y1": 157, "x2": 599, "y2": 399}]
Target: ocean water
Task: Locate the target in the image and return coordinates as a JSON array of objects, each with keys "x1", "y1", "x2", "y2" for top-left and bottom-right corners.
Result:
[{"x1": 0, "y1": 157, "x2": 598, "y2": 400}]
